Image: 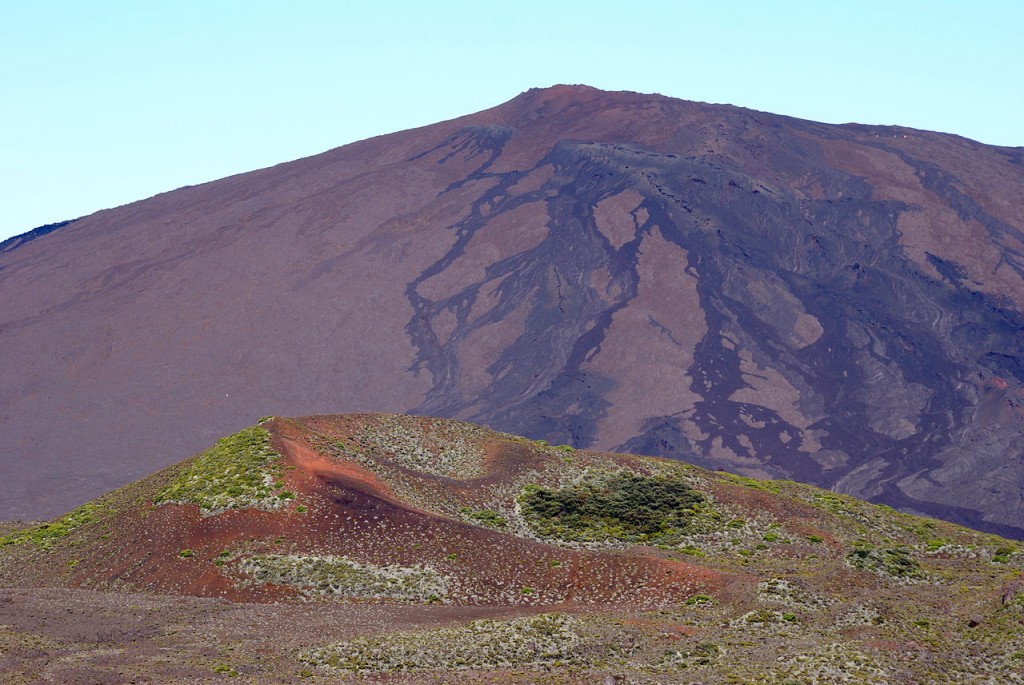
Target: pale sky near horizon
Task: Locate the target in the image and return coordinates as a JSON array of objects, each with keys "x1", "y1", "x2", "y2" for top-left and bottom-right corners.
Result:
[{"x1": 1, "y1": 1, "x2": 1021, "y2": 243}]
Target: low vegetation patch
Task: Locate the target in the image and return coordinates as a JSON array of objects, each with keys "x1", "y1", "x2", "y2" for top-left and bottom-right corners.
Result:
[
  {"x1": 767, "y1": 643, "x2": 891, "y2": 684},
  {"x1": 756, "y1": 578, "x2": 834, "y2": 610},
  {"x1": 239, "y1": 554, "x2": 450, "y2": 602},
  {"x1": 459, "y1": 507, "x2": 508, "y2": 529},
  {"x1": 302, "y1": 613, "x2": 583, "y2": 672},
  {"x1": 0, "y1": 502, "x2": 108, "y2": 550},
  {"x1": 153, "y1": 427, "x2": 288, "y2": 514},
  {"x1": 845, "y1": 545, "x2": 922, "y2": 580},
  {"x1": 658, "y1": 642, "x2": 720, "y2": 670},
  {"x1": 685, "y1": 594, "x2": 713, "y2": 607},
  {"x1": 340, "y1": 415, "x2": 488, "y2": 479},
  {"x1": 519, "y1": 469, "x2": 706, "y2": 544},
  {"x1": 993, "y1": 545, "x2": 1018, "y2": 564},
  {"x1": 730, "y1": 608, "x2": 800, "y2": 630},
  {"x1": 721, "y1": 472, "x2": 782, "y2": 493}
]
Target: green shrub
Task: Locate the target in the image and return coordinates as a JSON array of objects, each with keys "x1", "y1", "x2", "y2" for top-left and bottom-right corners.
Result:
[
  {"x1": 0, "y1": 502, "x2": 108, "y2": 550},
  {"x1": 993, "y1": 545, "x2": 1016, "y2": 564},
  {"x1": 659, "y1": 641, "x2": 720, "y2": 669},
  {"x1": 846, "y1": 545, "x2": 921, "y2": 579},
  {"x1": 519, "y1": 470, "x2": 705, "y2": 543},
  {"x1": 459, "y1": 507, "x2": 508, "y2": 529},
  {"x1": 241, "y1": 554, "x2": 449, "y2": 602},
  {"x1": 154, "y1": 427, "x2": 289, "y2": 514},
  {"x1": 725, "y1": 474, "x2": 781, "y2": 493},
  {"x1": 303, "y1": 613, "x2": 583, "y2": 672}
]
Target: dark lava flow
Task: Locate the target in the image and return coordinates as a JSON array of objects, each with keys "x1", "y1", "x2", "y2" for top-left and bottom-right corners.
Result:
[{"x1": 400, "y1": 103, "x2": 1024, "y2": 537}]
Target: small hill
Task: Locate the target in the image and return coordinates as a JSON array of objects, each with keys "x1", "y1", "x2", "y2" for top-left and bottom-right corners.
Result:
[{"x1": 2, "y1": 414, "x2": 1022, "y2": 683}]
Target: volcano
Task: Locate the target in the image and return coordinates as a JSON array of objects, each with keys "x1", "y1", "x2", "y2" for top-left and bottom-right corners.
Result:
[{"x1": 2, "y1": 85, "x2": 1023, "y2": 537}]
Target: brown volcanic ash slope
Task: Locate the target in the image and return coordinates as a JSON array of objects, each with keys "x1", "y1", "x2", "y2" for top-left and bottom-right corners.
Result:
[{"x1": 2, "y1": 85, "x2": 1024, "y2": 536}]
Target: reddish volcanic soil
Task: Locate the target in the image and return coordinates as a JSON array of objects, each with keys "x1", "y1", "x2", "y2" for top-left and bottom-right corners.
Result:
[
  {"x1": 46, "y1": 416, "x2": 732, "y2": 609},
  {"x1": 0, "y1": 414, "x2": 747, "y2": 682}
]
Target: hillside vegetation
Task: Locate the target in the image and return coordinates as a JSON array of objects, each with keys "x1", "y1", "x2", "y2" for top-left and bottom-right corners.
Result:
[{"x1": 1, "y1": 413, "x2": 1022, "y2": 683}]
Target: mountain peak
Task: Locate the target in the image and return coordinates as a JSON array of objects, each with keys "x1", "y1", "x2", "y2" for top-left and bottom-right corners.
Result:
[
  {"x1": 525, "y1": 83, "x2": 605, "y2": 97},
  {"x1": 490, "y1": 83, "x2": 661, "y2": 122}
]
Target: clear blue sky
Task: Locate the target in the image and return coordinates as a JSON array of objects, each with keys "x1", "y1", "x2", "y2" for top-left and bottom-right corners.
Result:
[{"x1": 2, "y1": 1, "x2": 1021, "y2": 242}]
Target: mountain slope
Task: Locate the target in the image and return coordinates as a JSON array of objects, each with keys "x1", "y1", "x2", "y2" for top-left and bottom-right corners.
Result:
[
  {"x1": 1, "y1": 414, "x2": 1022, "y2": 683},
  {"x1": 2, "y1": 85, "x2": 1023, "y2": 537}
]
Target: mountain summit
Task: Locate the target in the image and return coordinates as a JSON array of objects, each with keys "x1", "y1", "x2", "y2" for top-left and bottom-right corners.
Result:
[{"x1": 2, "y1": 85, "x2": 1023, "y2": 536}]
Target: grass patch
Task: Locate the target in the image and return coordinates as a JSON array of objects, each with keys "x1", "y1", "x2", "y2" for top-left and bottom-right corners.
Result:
[
  {"x1": 303, "y1": 613, "x2": 583, "y2": 672},
  {"x1": 993, "y1": 545, "x2": 1017, "y2": 564},
  {"x1": 339, "y1": 416, "x2": 488, "y2": 479},
  {"x1": 659, "y1": 641, "x2": 720, "y2": 669},
  {"x1": 240, "y1": 554, "x2": 450, "y2": 602},
  {"x1": 721, "y1": 473, "x2": 782, "y2": 493},
  {"x1": 810, "y1": 492, "x2": 856, "y2": 515},
  {"x1": 153, "y1": 427, "x2": 288, "y2": 514},
  {"x1": 846, "y1": 545, "x2": 922, "y2": 580},
  {"x1": 0, "y1": 502, "x2": 108, "y2": 550},
  {"x1": 685, "y1": 594, "x2": 713, "y2": 606},
  {"x1": 459, "y1": 507, "x2": 508, "y2": 529}
]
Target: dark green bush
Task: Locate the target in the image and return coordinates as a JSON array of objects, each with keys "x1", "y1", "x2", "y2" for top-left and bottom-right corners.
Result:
[
  {"x1": 846, "y1": 545, "x2": 921, "y2": 579},
  {"x1": 519, "y1": 470, "x2": 704, "y2": 543}
]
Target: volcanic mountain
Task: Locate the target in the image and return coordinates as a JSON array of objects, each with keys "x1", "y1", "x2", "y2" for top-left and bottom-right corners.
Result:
[
  {"x1": 2, "y1": 414, "x2": 1022, "y2": 683},
  {"x1": 2, "y1": 85, "x2": 1024, "y2": 538}
]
